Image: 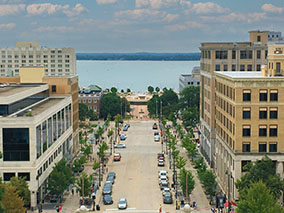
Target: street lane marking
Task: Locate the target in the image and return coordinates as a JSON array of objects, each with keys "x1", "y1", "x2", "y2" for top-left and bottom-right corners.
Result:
[{"x1": 105, "y1": 207, "x2": 136, "y2": 211}]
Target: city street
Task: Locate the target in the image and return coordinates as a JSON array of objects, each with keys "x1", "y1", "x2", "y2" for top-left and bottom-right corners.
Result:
[{"x1": 100, "y1": 121, "x2": 176, "y2": 213}]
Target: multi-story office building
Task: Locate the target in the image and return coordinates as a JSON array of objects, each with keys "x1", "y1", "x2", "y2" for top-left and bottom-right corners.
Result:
[
  {"x1": 215, "y1": 44, "x2": 284, "y2": 200},
  {"x1": 0, "y1": 41, "x2": 76, "y2": 77},
  {"x1": 179, "y1": 66, "x2": 200, "y2": 92},
  {"x1": 0, "y1": 68, "x2": 73, "y2": 209},
  {"x1": 79, "y1": 85, "x2": 103, "y2": 117},
  {"x1": 199, "y1": 30, "x2": 283, "y2": 168}
]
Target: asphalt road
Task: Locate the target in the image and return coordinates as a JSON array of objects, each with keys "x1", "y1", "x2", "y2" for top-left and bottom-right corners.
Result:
[{"x1": 100, "y1": 121, "x2": 176, "y2": 213}]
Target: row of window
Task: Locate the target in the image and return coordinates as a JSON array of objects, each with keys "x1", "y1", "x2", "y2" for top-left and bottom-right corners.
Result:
[
  {"x1": 0, "y1": 54, "x2": 69, "y2": 58},
  {"x1": 216, "y1": 123, "x2": 235, "y2": 150},
  {"x1": 242, "y1": 125, "x2": 278, "y2": 137},
  {"x1": 216, "y1": 82, "x2": 236, "y2": 101},
  {"x1": 214, "y1": 50, "x2": 267, "y2": 60},
  {"x1": 36, "y1": 104, "x2": 72, "y2": 159},
  {"x1": 216, "y1": 110, "x2": 235, "y2": 136},
  {"x1": 242, "y1": 142, "x2": 278, "y2": 152},
  {"x1": 215, "y1": 64, "x2": 261, "y2": 72},
  {"x1": 0, "y1": 62, "x2": 70, "y2": 67},
  {"x1": 243, "y1": 107, "x2": 278, "y2": 119},
  {"x1": 88, "y1": 105, "x2": 97, "y2": 112},
  {"x1": 3, "y1": 172, "x2": 30, "y2": 182},
  {"x1": 79, "y1": 99, "x2": 98, "y2": 103},
  {"x1": 216, "y1": 97, "x2": 236, "y2": 118},
  {"x1": 243, "y1": 90, "x2": 278, "y2": 102}
]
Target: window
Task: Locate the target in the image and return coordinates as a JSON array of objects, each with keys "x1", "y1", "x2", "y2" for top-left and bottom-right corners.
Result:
[
  {"x1": 269, "y1": 125, "x2": 277, "y2": 137},
  {"x1": 232, "y1": 64, "x2": 236, "y2": 71},
  {"x1": 270, "y1": 108, "x2": 278, "y2": 119},
  {"x1": 94, "y1": 106, "x2": 97, "y2": 111},
  {"x1": 240, "y1": 50, "x2": 252, "y2": 59},
  {"x1": 241, "y1": 161, "x2": 251, "y2": 172},
  {"x1": 257, "y1": 64, "x2": 261, "y2": 71},
  {"x1": 242, "y1": 108, "x2": 251, "y2": 119},
  {"x1": 65, "y1": 55, "x2": 70, "y2": 58},
  {"x1": 257, "y1": 50, "x2": 261, "y2": 59},
  {"x1": 18, "y1": 173, "x2": 30, "y2": 181},
  {"x1": 3, "y1": 128, "x2": 29, "y2": 161},
  {"x1": 215, "y1": 51, "x2": 228, "y2": 59},
  {"x1": 257, "y1": 35, "x2": 261, "y2": 42},
  {"x1": 259, "y1": 90, "x2": 267, "y2": 101},
  {"x1": 223, "y1": 64, "x2": 228, "y2": 71},
  {"x1": 52, "y1": 85, "x2": 56, "y2": 92},
  {"x1": 243, "y1": 90, "x2": 251, "y2": 101},
  {"x1": 259, "y1": 108, "x2": 267, "y2": 119},
  {"x1": 259, "y1": 143, "x2": 267, "y2": 152},
  {"x1": 269, "y1": 143, "x2": 277, "y2": 152},
  {"x1": 242, "y1": 125, "x2": 251, "y2": 137},
  {"x1": 4, "y1": 173, "x2": 15, "y2": 181},
  {"x1": 43, "y1": 55, "x2": 48, "y2": 58},
  {"x1": 215, "y1": 64, "x2": 220, "y2": 71},
  {"x1": 265, "y1": 50, "x2": 268, "y2": 59},
  {"x1": 242, "y1": 143, "x2": 251, "y2": 152},
  {"x1": 240, "y1": 64, "x2": 245, "y2": 71},
  {"x1": 36, "y1": 125, "x2": 41, "y2": 159},
  {"x1": 247, "y1": 64, "x2": 252, "y2": 71},
  {"x1": 88, "y1": 106, "x2": 91, "y2": 110},
  {"x1": 232, "y1": 50, "x2": 236, "y2": 59},
  {"x1": 270, "y1": 90, "x2": 278, "y2": 101},
  {"x1": 65, "y1": 60, "x2": 69, "y2": 63},
  {"x1": 259, "y1": 125, "x2": 267, "y2": 137}
]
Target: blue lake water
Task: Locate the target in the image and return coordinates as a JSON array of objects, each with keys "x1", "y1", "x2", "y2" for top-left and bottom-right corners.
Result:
[{"x1": 77, "y1": 60, "x2": 200, "y2": 92}]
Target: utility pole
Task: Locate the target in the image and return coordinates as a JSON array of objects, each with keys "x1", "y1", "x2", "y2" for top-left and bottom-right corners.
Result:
[
  {"x1": 156, "y1": 100, "x2": 158, "y2": 118},
  {"x1": 160, "y1": 100, "x2": 162, "y2": 119},
  {"x1": 120, "y1": 100, "x2": 122, "y2": 117},
  {"x1": 227, "y1": 171, "x2": 231, "y2": 212},
  {"x1": 82, "y1": 174, "x2": 84, "y2": 205}
]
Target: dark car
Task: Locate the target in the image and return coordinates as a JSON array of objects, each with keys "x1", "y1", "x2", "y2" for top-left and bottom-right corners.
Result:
[
  {"x1": 80, "y1": 198, "x2": 94, "y2": 210},
  {"x1": 163, "y1": 193, "x2": 173, "y2": 204},
  {"x1": 153, "y1": 123, "x2": 158, "y2": 129},
  {"x1": 102, "y1": 183, "x2": 112, "y2": 195},
  {"x1": 157, "y1": 153, "x2": 165, "y2": 161},
  {"x1": 106, "y1": 175, "x2": 115, "y2": 184},
  {"x1": 120, "y1": 134, "x2": 127, "y2": 140},
  {"x1": 108, "y1": 172, "x2": 116, "y2": 179},
  {"x1": 103, "y1": 195, "x2": 113, "y2": 205},
  {"x1": 154, "y1": 131, "x2": 159, "y2": 136},
  {"x1": 123, "y1": 124, "x2": 129, "y2": 131}
]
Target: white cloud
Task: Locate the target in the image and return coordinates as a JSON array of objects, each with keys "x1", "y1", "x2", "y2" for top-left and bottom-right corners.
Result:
[
  {"x1": 200, "y1": 12, "x2": 266, "y2": 23},
  {"x1": 165, "y1": 21, "x2": 203, "y2": 31},
  {"x1": 35, "y1": 26, "x2": 76, "y2": 33},
  {"x1": 26, "y1": 3, "x2": 69, "y2": 15},
  {"x1": 63, "y1": 4, "x2": 87, "y2": 17},
  {"x1": 163, "y1": 14, "x2": 179, "y2": 22},
  {"x1": 247, "y1": 12, "x2": 267, "y2": 23},
  {"x1": 96, "y1": 0, "x2": 117, "y2": 5},
  {"x1": 135, "y1": 0, "x2": 187, "y2": 9},
  {"x1": 261, "y1": 4, "x2": 283, "y2": 14},
  {"x1": 191, "y1": 2, "x2": 230, "y2": 14},
  {"x1": 0, "y1": 23, "x2": 16, "y2": 30},
  {"x1": 115, "y1": 8, "x2": 166, "y2": 20},
  {"x1": 0, "y1": 4, "x2": 25, "y2": 16}
]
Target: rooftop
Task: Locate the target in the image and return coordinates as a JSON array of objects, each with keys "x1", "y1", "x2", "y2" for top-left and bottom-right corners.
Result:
[{"x1": 216, "y1": 71, "x2": 284, "y2": 79}]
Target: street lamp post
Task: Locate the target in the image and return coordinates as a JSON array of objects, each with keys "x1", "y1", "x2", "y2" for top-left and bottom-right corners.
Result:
[
  {"x1": 156, "y1": 100, "x2": 158, "y2": 118},
  {"x1": 160, "y1": 100, "x2": 162, "y2": 119},
  {"x1": 226, "y1": 170, "x2": 232, "y2": 212},
  {"x1": 36, "y1": 175, "x2": 42, "y2": 213}
]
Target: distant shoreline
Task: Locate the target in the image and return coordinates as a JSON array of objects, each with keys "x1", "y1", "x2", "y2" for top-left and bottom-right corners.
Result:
[{"x1": 76, "y1": 52, "x2": 201, "y2": 61}]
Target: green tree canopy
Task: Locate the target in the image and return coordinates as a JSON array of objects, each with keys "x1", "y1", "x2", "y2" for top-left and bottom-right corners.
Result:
[
  {"x1": 160, "y1": 88, "x2": 179, "y2": 118},
  {"x1": 199, "y1": 170, "x2": 217, "y2": 196},
  {"x1": 1, "y1": 185, "x2": 26, "y2": 212},
  {"x1": 155, "y1": 87, "x2": 160, "y2": 93},
  {"x1": 181, "y1": 106, "x2": 199, "y2": 128},
  {"x1": 148, "y1": 86, "x2": 154, "y2": 93},
  {"x1": 237, "y1": 181, "x2": 284, "y2": 213},
  {"x1": 111, "y1": 87, "x2": 118, "y2": 94},
  {"x1": 127, "y1": 88, "x2": 131, "y2": 93},
  {"x1": 79, "y1": 103, "x2": 88, "y2": 121},
  {"x1": 86, "y1": 110, "x2": 98, "y2": 121},
  {"x1": 8, "y1": 177, "x2": 30, "y2": 206},
  {"x1": 147, "y1": 94, "x2": 160, "y2": 117},
  {"x1": 179, "y1": 86, "x2": 200, "y2": 109},
  {"x1": 75, "y1": 172, "x2": 93, "y2": 197},
  {"x1": 100, "y1": 93, "x2": 121, "y2": 119},
  {"x1": 48, "y1": 159, "x2": 74, "y2": 196},
  {"x1": 178, "y1": 168, "x2": 195, "y2": 197},
  {"x1": 235, "y1": 156, "x2": 284, "y2": 200}
]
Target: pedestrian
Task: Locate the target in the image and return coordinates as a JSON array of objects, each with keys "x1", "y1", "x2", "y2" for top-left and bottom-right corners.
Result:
[
  {"x1": 211, "y1": 207, "x2": 215, "y2": 213},
  {"x1": 193, "y1": 201, "x2": 197, "y2": 208},
  {"x1": 71, "y1": 188, "x2": 74, "y2": 195},
  {"x1": 76, "y1": 188, "x2": 79, "y2": 195},
  {"x1": 158, "y1": 204, "x2": 162, "y2": 213},
  {"x1": 59, "y1": 205, "x2": 62, "y2": 211},
  {"x1": 56, "y1": 207, "x2": 59, "y2": 212}
]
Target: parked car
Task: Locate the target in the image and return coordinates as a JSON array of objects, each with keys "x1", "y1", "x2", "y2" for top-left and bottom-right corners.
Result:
[
  {"x1": 163, "y1": 193, "x2": 173, "y2": 204},
  {"x1": 102, "y1": 183, "x2": 112, "y2": 195},
  {"x1": 153, "y1": 123, "x2": 158, "y2": 129},
  {"x1": 160, "y1": 180, "x2": 169, "y2": 190},
  {"x1": 80, "y1": 198, "x2": 94, "y2": 210},
  {"x1": 103, "y1": 195, "x2": 113, "y2": 205},
  {"x1": 157, "y1": 153, "x2": 165, "y2": 161},
  {"x1": 159, "y1": 175, "x2": 168, "y2": 183},
  {"x1": 106, "y1": 175, "x2": 115, "y2": 184},
  {"x1": 154, "y1": 131, "x2": 159, "y2": 136},
  {"x1": 154, "y1": 135, "x2": 160, "y2": 142},
  {"x1": 118, "y1": 198, "x2": 127, "y2": 209},
  {"x1": 123, "y1": 124, "x2": 129, "y2": 131},
  {"x1": 113, "y1": 153, "x2": 121, "y2": 161},
  {"x1": 120, "y1": 134, "x2": 127, "y2": 140},
  {"x1": 158, "y1": 159, "x2": 164, "y2": 167},
  {"x1": 162, "y1": 187, "x2": 171, "y2": 197},
  {"x1": 108, "y1": 172, "x2": 116, "y2": 179},
  {"x1": 158, "y1": 170, "x2": 168, "y2": 178},
  {"x1": 114, "y1": 143, "x2": 126, "y2": 148}
]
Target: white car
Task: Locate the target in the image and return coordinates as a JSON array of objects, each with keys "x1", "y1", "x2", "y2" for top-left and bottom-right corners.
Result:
[
  {"x1": 162, "y1": 187, "x2": 171, "y2": 196},
  {"x1": 118, "y1": 198, "x2": 127, "y2": 209},
  {"x1": 158, "y1": 159, "x2": 164, "y2": 167},
  {"x1": 154, "y1": 135, "x2": 160, "y2": 142},
  {"x1": 158, "y1": 170, "x2": 168, "y2": 178},
  {"x1": 114, "y1": 143, "x2": 126, "y2": 148},
  {"x1": 159, "y1": 175, "x2": 168, "y2": 184}
]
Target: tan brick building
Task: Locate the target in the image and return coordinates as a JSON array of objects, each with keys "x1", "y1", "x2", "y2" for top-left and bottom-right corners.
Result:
[
  {"x1": 215, "y1": 44, "x2": 284, "y2": 200},
  {"x1": 199, "y1": 30, "x2": 283, "y2": 168}
]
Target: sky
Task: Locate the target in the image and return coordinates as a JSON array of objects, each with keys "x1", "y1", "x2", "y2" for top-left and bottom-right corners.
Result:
[{"x1": 0, "y1": 0, "x2": 283, "y2": 52}]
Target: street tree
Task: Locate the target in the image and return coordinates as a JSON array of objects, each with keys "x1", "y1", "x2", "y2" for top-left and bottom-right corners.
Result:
[
  {"x1": 160, "y1": 88, "x2": 179, "y2": 118},
  {"x1": 86, "y1": 110, "x2": 98, "y2": 121},
  {"x1": 181, "y1": 107, "x2": 199, "y2": 128},
  {"x1": 237, "y1": 181, "x2": 284, "y2": 213},
  {"x1": 100, "y1": 93, "x2": 121, "y2": 119},
  {"x1": 179, "y1": 86, "x2": 200, "y2": 109},
  {"x1": 176, "y1": 156, "x2": 187, "y2": 169},
  {"x1": 75, "y1": 172, "x2": 93, "y2": 197},
  {"x1": 178, "y1": 168, "x2": 195, "y2": 197},
  {"x1": 182, "y1": 135, "x2": 198, "y2": 160},
  {"x1": 79, "y1": 103, "x2": 88, "y2": 121},
  {"x1": 93, "y1": 159, "x2": 100, "y2": 171},
  {"x1": 148, "y1": 86, "x2": 154, "y2": 93},
  {"x1": 111, "y1": 87, "x2": 118, "y2": 93},
  {"x1": 121, "y1": 89, "x2": 124, "y2": 93},
  {"x1": 155, "y1": 87, "x2": 160, "y2": 93},
  {"x1": 81, "y1": 143, "x2": 92, "y2": 159},
  {"x1": 147, "y1": 94, "x2": 160, "y2": 117},
  {"x1": 235, "y1": 156, "x2": 284, "y2": 200},
  {"x1": 0, "y1": 183, "x2": 4, "y2": 213},
  {"x1": 1, "y1": 185, "x2": 26, "y2": 212},
  {"x1": 8, "y1": 177, "x2": 30, "y2": 206},
  {"x1": 199, "y1": 170, "x2": 217, "y2": 196},
  {"x1": 127, "y1": 88, "x2": 131, "y2": 93},
  {"x1": 48, "y1": 159, "x2": 74, "y2": 196}
]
